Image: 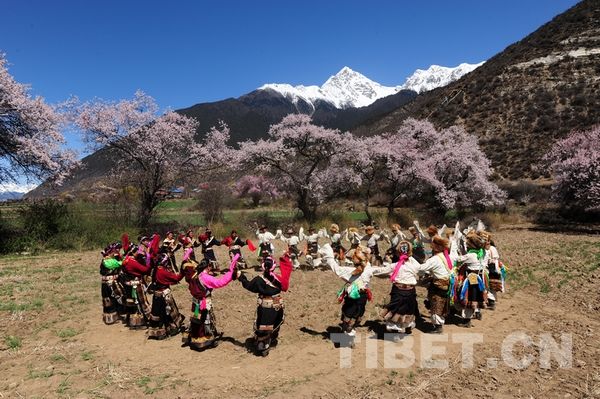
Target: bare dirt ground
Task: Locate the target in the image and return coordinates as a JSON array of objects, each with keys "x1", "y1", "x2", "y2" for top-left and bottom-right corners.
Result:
[{"x1": 1, "y1": 226, "x2": 600, "y2": 398}]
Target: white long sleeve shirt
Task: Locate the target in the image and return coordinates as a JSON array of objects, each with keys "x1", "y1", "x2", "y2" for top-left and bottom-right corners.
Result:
[
  {"x1": 362, "y1": 233, "x2": 384, "y2": 248},
  {"x1": 329, "y1": 233, "x2": 342, "y2": 245},
  {"x1": 280, "y1": 234, "x2": 300, "y2": 246},
  {"x1": 389, "y1": 232, "x2": 407, "y2": 249},
  {"x1": 419, "y1": 253, "x2": 452, "y2": 280},
  {"x1": 373, "y1": 257, "x2": 422, "y2": 285},
  {"x1": 256, "y1": 230, "x2": 276, "y2": 245},
  {"x1": 484, "y1": 246, "x2": 500, "y2": 273}
]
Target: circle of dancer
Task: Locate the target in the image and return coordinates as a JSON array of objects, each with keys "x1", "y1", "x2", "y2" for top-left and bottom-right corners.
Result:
[{"x1": 99, "y1": 219, "x2": 507, "y2": 354}]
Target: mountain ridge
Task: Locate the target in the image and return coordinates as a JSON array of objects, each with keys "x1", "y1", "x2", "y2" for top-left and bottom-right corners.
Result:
[
  {"x1": 353, "y1": 0, "x2": 600, "y2": 179},
  {"x1": 259, "y1": 63, "x2": 483, "y2": 110}
]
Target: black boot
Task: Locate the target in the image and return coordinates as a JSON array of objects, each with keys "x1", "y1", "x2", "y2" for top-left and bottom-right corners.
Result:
[
  {"x1": 429, "y1": 324, "x2": 443, "y2": 334},
  {"x1": 457, "y1": 319, "x2": 472, "y2": 328}
]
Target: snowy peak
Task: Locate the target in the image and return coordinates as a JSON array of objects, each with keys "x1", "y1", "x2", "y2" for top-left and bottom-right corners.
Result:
[
  {"x1": 260, "y1": 66, "x2": 400, "y2": 110},
  {"x1": 259, "y1": 62, "x2": 484, "y2": 110},
  {"x1": 399, "y1": 62, "x2": 485, "y2": 93},
  {"x1": 321, "y1": 67, "x2": 398, "y2": 108}
]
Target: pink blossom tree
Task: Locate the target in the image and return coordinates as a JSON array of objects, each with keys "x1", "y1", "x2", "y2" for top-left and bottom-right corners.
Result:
[
  {"x1": 239, "y1": 114, "x2": 353, "y2": 220},
  {"x1": 358, "y1": 120, "x2": 433, "y2": 215},
  {"x1": 378, "y1": 119, "x2": 505, "y2": 213},
  {"x1": 342, "y1": 134, "x2": 388, "y2": 222},
  {"x1": 0, "y1": 53, "x2": 76, "y2": 185},
  {"x1": 543, "y1": 125, "x2": 600, "y2": 213},
  {"x1": 74, "y1": 92, "x2": 235, "y2": 226},
  {"x1": 425, "y1": 123, "x2": 506, "y2": 210},
  {"x1": 233, "y1": 175, "x2": 281, "y2": 207}
]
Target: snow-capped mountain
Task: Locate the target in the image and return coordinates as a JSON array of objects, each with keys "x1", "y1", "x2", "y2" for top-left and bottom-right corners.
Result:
[
  {"x1": 260, "y1": 67, "x2": 398, "y2": 110},
  {"x1": 0, "y1": 183, "x2": 37, "y2": 201},
  {"x1": 259, "y1": 67, "x2": 400, "y2": 109},
  {"x1": 399, "y1": 62, "x2": 485, "y2": 93},
  {"x1": 260, "y1": 63, "x2": 483, "y2": 110}
]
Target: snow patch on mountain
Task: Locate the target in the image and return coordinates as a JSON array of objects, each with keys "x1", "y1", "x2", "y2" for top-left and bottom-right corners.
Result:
[
  {"x1": 260, "y1": 67, "x2": 398, "y2": 110},
  {"x1": 260, "y1": 62, "x2": 484, "y2": 110},
  {"x1": 0, "y1": 183, "x2": 37, "y2": 201},
  {"x1": 0, "y1": 183, "x2": 38, "y2": 193},
  {"x1": 399, "y1": 62, "x2": 485, "y2": 93}
]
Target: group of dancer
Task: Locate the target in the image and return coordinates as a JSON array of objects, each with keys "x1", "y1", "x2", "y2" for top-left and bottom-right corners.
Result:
[{"x1": 99, "y1": 219, "x2": 506, "y2": 353}]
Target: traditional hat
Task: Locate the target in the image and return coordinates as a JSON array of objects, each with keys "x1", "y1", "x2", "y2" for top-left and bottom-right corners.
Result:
[
  {"x1": 466, "y1": 231, "x2": 486, "y2": 250},
  {"x1": 351, "y1": 247, "x2": 369, "y2": 275},
  {"x1": 478, "y1": 230, "x2": 492, "y2": 243},
  {"x1": 431, "y1": 235, "x2": 449, "y2": 250},
  {"x1": 426, "y1": 225, "x2": 438, "y2": 237}
]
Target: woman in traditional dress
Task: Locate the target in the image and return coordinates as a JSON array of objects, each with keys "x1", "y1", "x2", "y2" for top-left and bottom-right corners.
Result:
[
  {"x1": 320, "y1": 244, "x2": 386, "y2": 346},
  {"x1": 221, "y1": 230, "x2": 251, "y2": 269},
  {"x1": 147, "y1": 253, "x2": 185, "y2": 340},
  {"x1": 160, "y1": 231, "x2": 181, "y2": 272},
  {"x1": 180, "y1": 249, "x2": 239, "y2": 351},
  {"x1": 385, "y1": 224, "x2": 407, "y2": 263},
  {"x1": 481, "y1": 232, "x2": 504, "y2": 310},
  {"x1": 360, "y1": 225, "x2": 386, "y2": 266},
  {"x1": 279, "y1": 227, "x2": 301, "y2": 269},
  {"x1": 453, "y1": 231, "x2": 488, "y2": 327},
  {"x1": 99, "y1": 242, "x2": 126, "y2": 324},
  {"x1": 120, "y1": 241, "x2": 153, "y2": 329},
  {"x1": 374, "y1": 240, "x2": 421, "y2": 334},
  {"x1": 419, "y1": 235, "x2": 454, "y2": 333},
  {"x1": 237, "y1": 253, "x2": 293, "y2": 356}
]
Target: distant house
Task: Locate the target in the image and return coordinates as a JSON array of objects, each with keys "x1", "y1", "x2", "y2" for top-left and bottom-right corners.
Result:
[
  {"x1": 157, "y1": 186, "x2": 185, "y2": 199},
  {"x1": 168, "y1": 187, "x2": 185, "y2": 198}
]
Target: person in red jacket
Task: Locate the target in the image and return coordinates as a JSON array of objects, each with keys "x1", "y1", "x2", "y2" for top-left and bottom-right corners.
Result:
[
  {"x1": 199, "y1": 228, "x2": 223, "y2": 273},
  {"x1": 147, "y1": 253, "x2": 186, "y2": 340},
  {"x1": 221, "y1": 230, "x2": 253, "y2": 269},
  {"x1": 121, "y1": 243, "x2": 153, "y2": 329}
]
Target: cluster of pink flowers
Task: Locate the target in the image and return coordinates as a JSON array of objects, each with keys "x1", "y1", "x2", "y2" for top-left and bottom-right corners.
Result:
[
  {"x1": 0, "y1": 54, "x2": 77, "y2": 185},
  {"x1": 544, "y1": 125, "x2": 600, "y2": 212}
]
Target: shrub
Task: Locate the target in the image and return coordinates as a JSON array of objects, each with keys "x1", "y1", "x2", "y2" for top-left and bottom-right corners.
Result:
[{"x1": 18, "y1": 200, "x2": 69, "y2": 240}]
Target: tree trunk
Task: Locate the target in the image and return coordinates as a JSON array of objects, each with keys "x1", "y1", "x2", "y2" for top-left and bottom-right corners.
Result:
[
  {"x1": 387, "y1": 198, "x2": 395, "y2": 217},
  {"x1": 251, "y1": 193, "x2": 261, "y2": 207},
  {"x1": 364, "y1": 196, "x2": 373, "y2": 225},
  {"x1": 297, "y1": 189, "x2": 316, "y2": 222},
  {"x1": 138, "y1": 188, "x2": 158, "y2": 227}
]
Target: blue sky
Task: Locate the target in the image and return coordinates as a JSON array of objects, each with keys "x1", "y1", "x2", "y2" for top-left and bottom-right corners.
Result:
[{"x1": 2, "y1": 0, "x2": 580, "y2": 163}]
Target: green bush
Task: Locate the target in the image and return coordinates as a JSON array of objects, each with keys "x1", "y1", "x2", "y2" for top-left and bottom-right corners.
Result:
[{"x1": 18, "y1": 200, "x2": 69, "y2": 240}]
